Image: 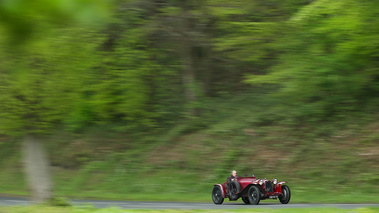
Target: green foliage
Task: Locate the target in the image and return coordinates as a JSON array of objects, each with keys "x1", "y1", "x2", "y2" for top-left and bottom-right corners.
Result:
[
  {"x1": 0, "y1": 27, "x2": 101, "y2": 135},
  {"x1": 246, "y1": 0, "x2": 379, "y2": 123},
  {"x1": 210, "y1": 0, "x2": 310, "y2": 81},
  {"x1": 0, "y1": 0, "x2": 111, "y2": 44},
  {"x1": 0, "y1": 0, "x2": 325, "y2": 134},
  {"x1": 1, "y1": 0, "x2": 377, "y2": 133}
]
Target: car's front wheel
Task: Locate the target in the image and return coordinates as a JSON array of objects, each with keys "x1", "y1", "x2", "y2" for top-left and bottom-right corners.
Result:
[
  {"x1": 248, "y1": 185, "x2": 260, "y2": 205},
  {"x1": 279, "y1": 185, "x2": 291, "y2": 204},
  {"x1": 212, "y1": 186, "x2": 224, "y2": 204}
]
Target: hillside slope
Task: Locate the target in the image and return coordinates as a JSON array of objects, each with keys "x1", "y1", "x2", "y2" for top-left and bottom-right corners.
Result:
[{"x1": 1, "y1": 94, "x2": 378, "y2": 203}]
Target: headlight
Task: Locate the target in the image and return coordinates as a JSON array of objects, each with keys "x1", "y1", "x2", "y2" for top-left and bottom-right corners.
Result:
[
  {"x1": 259, "y1": 179, "x2": 263, "y2": 185},
  {"x1": 273, "y1": 178, "x2": 278, "y2": 185}
]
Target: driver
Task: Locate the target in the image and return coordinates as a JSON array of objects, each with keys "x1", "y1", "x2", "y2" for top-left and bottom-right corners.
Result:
[
  {"x1": 227, "y1": 170, "x2": 237, "y2": 183},
  {"x1": 227, "y1": 170, "x2": 237, "y2": 196}
]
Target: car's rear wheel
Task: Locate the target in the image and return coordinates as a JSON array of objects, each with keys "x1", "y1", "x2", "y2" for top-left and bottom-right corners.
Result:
[
  {"x1": 248, "y1": 185, "x2": 260, "y2": 205},
  {"x1": 242, "y1": 197, "x2": 250, "y2": 204},
  {"x1": 212, "y1": 186, "x2": 224, "y2": 204},
  {"x1": 279, "y1": 185, "x2": 291, "y2": 204}
]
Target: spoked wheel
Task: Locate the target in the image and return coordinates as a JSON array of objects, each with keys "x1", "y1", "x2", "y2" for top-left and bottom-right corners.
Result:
[
  {"x1": 279, "y1": 185, "x2": 291, "y2": 204},
  {"x1": 248, "y1": 185, "x2": 260, "y2": 205},
  {"x1": 242, "y1": 197, "x2": 250, "y2": 204},
  {"x1": 229, "y1": 180, "x2": 241, "y2": 200},
  {"x1": 212, "y1": 186, "x2": 224, "y2": 204}
]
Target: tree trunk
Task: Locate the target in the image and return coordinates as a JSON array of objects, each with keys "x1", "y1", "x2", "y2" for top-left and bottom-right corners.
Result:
[
  {"x1": 201, "y1": 47, "x2": 213, "y2": 97},
  {"x1": 22, "y1": 134, "x2": 52, "y2": 202},
  {"x1": 182, "y1": 41, "x2": 198, "y2": 116},
  {"x1": 179, "y1": 11, "x2": 199, "y2": 116}
]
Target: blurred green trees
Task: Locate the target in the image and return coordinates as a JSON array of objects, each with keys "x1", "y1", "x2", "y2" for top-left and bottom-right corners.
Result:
[
  {"x1": 246, "y1": 0, "x2": 379, "y2": 123},
  {"x1": 4, "y1": 0, "x2": 379, "y2": 133},
  {"x1": 2, "y1": 0, "x2": 339, "y2": 133},
  {"x1": 0, "y1": 0, "x2": 111, "y2": 202},
  {"x1": 0, "y1": 0, "x2": 110, "y2": 44}
]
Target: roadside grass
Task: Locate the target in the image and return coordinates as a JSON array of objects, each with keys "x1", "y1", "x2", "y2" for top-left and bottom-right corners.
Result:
[
  {"x1": 0, "y1": 142, "x2": 28, "y2": 196},
  {"x1": 47, "y1": 122, "x2": 378, "y2": 204},
  {"x1": 0, "y1": 206, "x2": 379, "y2": 213},
  {"x1": 1, "y1": 127, "x2": 379, "y2": 203},
  {"x1": 49, "y1": 192, "x2": 378, "y2": 204},
  {"x1": 51, "y1": 180, "x2": 379, "y2": 203}
]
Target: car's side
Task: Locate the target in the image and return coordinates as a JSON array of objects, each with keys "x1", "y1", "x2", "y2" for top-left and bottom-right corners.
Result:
[{"x1": 212, "y1": 175, "x2": 291, "y2": 205}]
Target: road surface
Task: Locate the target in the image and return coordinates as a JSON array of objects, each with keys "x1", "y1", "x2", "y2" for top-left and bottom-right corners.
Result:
[{"x1": 0, "y1": 197, "x2": 378, "y2": 209}]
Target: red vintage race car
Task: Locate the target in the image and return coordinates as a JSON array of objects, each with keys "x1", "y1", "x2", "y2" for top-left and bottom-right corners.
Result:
[{"x1": 212, "y1": 175, "x2": 290, "y2": 205}]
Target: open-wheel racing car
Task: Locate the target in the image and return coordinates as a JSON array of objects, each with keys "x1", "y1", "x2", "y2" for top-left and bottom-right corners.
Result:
[{"x1": 212, "y1": 174, "x2": 290, "y2": 205}]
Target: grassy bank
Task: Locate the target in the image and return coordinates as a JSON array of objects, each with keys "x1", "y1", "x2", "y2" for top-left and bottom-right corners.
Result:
[{"x1": 0, "y1": 94, "x2": 378, "y2": 203}]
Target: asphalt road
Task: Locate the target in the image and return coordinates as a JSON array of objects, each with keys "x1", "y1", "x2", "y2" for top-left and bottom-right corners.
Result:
[{"x1": 0, "y1": 197, "x2": 379, "y2": 209}]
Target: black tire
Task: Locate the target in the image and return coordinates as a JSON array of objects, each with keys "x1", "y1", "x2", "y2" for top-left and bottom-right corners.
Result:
[
  {"x1": 229, "y1": 180, "x2": 241, "y2": 200},
  {"x1": 248, "y1": 185, "x2": 260, "y2": 205},
  {"x1": 212, "y1": 186, "x2": 224, "y2": 204},
  {"x1": 242, "y1": 197, "x2": 250, "y2": 204},
  {"x1": 229, "y1": 180, "x2": 241, "y2": 194},
  {"x1": 279, "y1": 185, "x2": 291, "y2": 204}
]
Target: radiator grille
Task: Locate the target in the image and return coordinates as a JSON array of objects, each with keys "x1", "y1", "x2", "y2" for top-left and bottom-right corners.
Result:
[{"x1": 265, "y1": 181, "x2": 273, "y2": 192}]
